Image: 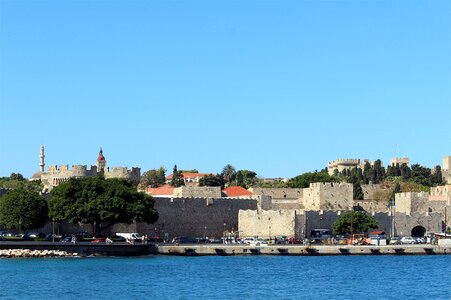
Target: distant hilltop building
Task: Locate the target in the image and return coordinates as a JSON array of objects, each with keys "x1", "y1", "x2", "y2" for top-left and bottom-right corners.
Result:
[
  {"x1": 327, "y1": 158, "x2": 379, "y2": 176},
  {"x1": 327, "y1": 158, "x2": 361, "y2": 175},
  {"x1": 327, "y1": 158, "x2": 385, "y2": 176},
  {"x1": 390, "y1": 157, "x2": 410, "y2": 166},
  {"x1": 31, "y1": 146, "x2": 140, "y2": 191}
]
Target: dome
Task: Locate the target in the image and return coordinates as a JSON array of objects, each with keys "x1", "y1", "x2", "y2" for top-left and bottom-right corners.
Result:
[{"x1": 31, "y1": 171, "x2": 43, "y2": 180}]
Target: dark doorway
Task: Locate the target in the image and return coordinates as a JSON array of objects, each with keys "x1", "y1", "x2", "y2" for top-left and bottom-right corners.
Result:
[{"x1": 411, "y1": 226, "x2": 426, "y2": 237}]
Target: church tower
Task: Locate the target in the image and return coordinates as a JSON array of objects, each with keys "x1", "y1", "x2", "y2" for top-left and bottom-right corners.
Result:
[
  {"x1": 96, "y1": 148, "x2": 107, "y2": 175},
  {"x1": 39, "y1": 144, "x2": 45, "y2": 172}
]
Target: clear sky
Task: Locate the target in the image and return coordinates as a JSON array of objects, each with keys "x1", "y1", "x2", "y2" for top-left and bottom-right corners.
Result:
[{"x1": 0, "y1": 0, "x2": 450, "y2": 179}]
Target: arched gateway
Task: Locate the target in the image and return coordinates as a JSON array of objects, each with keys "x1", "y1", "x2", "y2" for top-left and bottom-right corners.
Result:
[{"x1": 411, "y1": 225, "x2": 426, "y2": 237}]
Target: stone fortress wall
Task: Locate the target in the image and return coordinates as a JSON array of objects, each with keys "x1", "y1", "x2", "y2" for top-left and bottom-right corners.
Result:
[
  {"x1": 395, "y1": 191, "x2": 450, "y2": 229},
  {"x1": 130, "y1": 197, "x2": 260, "y2": 240},
  {"x1": 104, "y1": 166, "x2": 141, "y2": 183},
  {"x1": 303, "y1": 182, "x2": 353, "y2": 211},
  {"x1": 238, "y1": 209, "x2": 299, "y2": 238}
]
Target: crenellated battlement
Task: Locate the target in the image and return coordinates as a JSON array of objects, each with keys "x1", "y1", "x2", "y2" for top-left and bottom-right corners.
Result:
[{"x1": 309, "y1": 182, "x2": 353, "y2": 188}]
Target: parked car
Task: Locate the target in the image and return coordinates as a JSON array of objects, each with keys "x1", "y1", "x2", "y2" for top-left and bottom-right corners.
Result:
[
  {"x1": 171, "y1": 237, "x2": 196, "y2": 244},
  {"x1": 389, "y1": 237, "x2": 401, "y2": 245},
  {"x1": 91, "y1": 237, "x2": 106, "y2": 243},
  {"x1": 208, "y1": 237, "x2": 223, "y2": 244},
  {"x1": 414, "y1": 237, "x2": 425, "y2": 244},
  {"x1": 400, "y1": 236, "x2": 416, "y2": 244},
  {"x1": 60, "y1": 236, "x2": 73, "y2": 243}
]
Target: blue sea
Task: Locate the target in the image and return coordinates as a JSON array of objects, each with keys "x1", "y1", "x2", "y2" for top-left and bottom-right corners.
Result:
[{"x1": 0, "y1": 255, "x2": 450, "y2": 299}]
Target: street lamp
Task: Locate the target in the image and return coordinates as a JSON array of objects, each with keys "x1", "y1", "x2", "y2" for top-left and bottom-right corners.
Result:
[{"x1": 223, "y1": 223, "x2": 226, "y2": 244}]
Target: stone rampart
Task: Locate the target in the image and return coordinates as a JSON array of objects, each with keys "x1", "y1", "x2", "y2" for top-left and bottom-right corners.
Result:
[
  {"x1": 239, "y1": 209, "x2": 442, "y2": 239},
  {"x1": 141, "y1": 197, "x2": 259, "y2": 239},
  {"x1": 303, "y1": 182, "x2": 353, "y2": 211},
  {"x1": 395, "y1": 192, "x2": 429, "y2": 215},
  {"x1": 105, "y1": 167, "x2": 141, "y2": 184},
  {"x1": 238, "y1": 209, "x2": 299, "y2": 238}
]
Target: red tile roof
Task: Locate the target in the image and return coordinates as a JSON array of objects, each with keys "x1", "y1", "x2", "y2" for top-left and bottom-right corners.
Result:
[
  {"x1": 223, "y1": 186, "x2": 254, "y2": 197},
  {"x1": 146, "y1": 184, "x2": 174, "y2": 196}
]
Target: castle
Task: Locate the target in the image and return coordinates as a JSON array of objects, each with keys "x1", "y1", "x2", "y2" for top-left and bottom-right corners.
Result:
[{"x1": 31, "y1": 145, "x2": 140, "y2": 191}]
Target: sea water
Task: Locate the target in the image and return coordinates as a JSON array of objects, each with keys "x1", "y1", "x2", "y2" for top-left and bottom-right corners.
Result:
[{"x1": 0, "y1": 255, "x2": 450, "y2": 299}]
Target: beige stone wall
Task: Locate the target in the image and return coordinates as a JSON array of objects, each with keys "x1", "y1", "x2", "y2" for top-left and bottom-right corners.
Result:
[
  {"x1": 173, "y1": 186, "x2": 222, "y2": 198},
  {"x1": 238, "y1": 209, "x2": 298, "y2": 238},
  {"x1": 303, "y1": 182, "x2": 353, "y2": 211},
  {"x1": 395, "y1": 192, "x2": 429, "y2": 215},
  {"x1": 105, "y1": 167, "x2": 141, "y2": 184}
]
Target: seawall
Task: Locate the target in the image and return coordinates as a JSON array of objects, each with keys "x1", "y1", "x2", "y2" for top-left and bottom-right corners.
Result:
[
  {"x1": 0, "y1": 241, "x2": 157, "y2": 256},
  {"x1": 157, "y1": 244, "x2": 450, "y2": 256}
]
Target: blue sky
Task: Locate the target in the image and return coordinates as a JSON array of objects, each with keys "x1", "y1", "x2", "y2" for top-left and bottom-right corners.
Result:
[{"x1": 0, "y1": 0, "x2": 450, "y2": 179}]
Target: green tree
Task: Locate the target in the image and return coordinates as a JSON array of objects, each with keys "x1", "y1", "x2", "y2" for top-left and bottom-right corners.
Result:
[
  {"x1": 332, "y1": 211, "x2": 378, "y2": 235},
  {"x1": 221, "y1": 164, "x2": 236, "y2": 185},
  {"x1": 0, "y1": 188, "x2": 48, "y2": 230},
  {"x1": 372, "y1": 159, "x2": 385, "y2": 184},
  {"x1": 400, "y1": 163, "x2": 411, "y2": 180},
  {"x1": 430, "y1": 165, "x2": 443, "y2": 186},
  {"x1": 349, "y1": 176, "x2": 364, "y2": 200},
  {"x1": 140, "y1": 166, "x2": 166, "y2": 189},
  {"x1": 170, "y1": 165, "x2": 185, "y2": 187},
  {"x1": 10, "y1": 173, "x2": 25, "y2": 181},
  {"x1": 287, "y1": 171, "x2": 338, "y2": 188},
  {"x1": 49, "y1": 177, "x2": 158, "y2": 232},
  {"x1": 362, "y1": 161, "x2": 372, "y2": 184},
  {"x1": 0, "y1": 174, "x2": 43, "y2": 193},
  {"x1": 233, "y1": 170, "x2": 258, "y2": 188},
  {"x1": 411, "y1": 164, "x2": 431, "y2": 186},
  {"x1": 199, "y1": 174, "x2": 225, "y2": 188},
  {"x1": 179, "y1": 169, "x2": 198, "y2": 173}
]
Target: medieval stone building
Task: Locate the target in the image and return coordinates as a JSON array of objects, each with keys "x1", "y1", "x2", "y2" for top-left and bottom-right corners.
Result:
[{"x1": 31, "y1": 146, "x2": 140, "y2": 191}]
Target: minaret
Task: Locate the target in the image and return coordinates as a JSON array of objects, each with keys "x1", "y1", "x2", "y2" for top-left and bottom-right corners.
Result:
[{"x1": 39, "y1": 144, "x2": 45, "y2": 172}]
